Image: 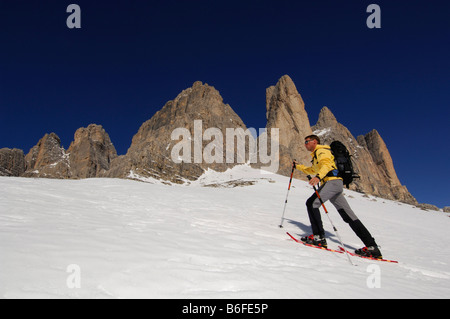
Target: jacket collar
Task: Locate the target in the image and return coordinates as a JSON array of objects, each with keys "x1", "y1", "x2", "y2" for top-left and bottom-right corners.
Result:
[{"x1": 310, "y1": 144, "x2": 330, "y2": 157}]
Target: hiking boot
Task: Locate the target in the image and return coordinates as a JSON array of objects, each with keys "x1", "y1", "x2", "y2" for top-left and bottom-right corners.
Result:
[
  {"x1": 301, "y1": 234, "x2": 328, "y2": 248},
  {"x1": 355, "y1": 246, "x2": 383, "y2": 259}
]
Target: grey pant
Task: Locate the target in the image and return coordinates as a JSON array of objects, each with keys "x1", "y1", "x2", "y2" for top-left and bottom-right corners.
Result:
[
  {"x1": 306, "y1": 179, "x2": 376, "y2": 247},
  {"x1": 312, "y1": 179, "x2": 358, "y2": 221}
]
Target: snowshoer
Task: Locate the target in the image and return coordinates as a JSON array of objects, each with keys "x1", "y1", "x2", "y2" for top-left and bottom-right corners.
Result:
[{"x1": 293, "y1": 135, "x2": 382, "y2": 259}]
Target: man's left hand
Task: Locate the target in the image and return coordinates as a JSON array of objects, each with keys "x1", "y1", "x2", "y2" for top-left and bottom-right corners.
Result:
[{"x1": 309, "y1": 176, "x2": 320, "y2": 186}]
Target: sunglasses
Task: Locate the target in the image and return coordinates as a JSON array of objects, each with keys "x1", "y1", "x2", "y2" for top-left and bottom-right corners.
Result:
[{"x1": 304, "y1": 140, "x2": 315, "y2": 145}]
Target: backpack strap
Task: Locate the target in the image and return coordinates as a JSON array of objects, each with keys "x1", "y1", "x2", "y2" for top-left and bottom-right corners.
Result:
[
  {"x1": 326, "y1": 169, "x2": 339, "y2": 177},
  {"x1": 312, "y1": 147, "x2": 339, "y2": 178},
  {"x1": 312, "y1": 146, "x2": 331, "y2": 162}
]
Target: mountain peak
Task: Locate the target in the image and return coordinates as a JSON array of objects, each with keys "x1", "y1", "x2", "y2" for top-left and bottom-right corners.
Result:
[
  {"x1": 264, "y1": 75, "x2": 313, "y2": 176},
  {"x1": 67, "y1": 124, "x2": 117, "y2": 179},
  {"x1": 266, "y1": 75, "x2": 299, "y2": 105},
  {"x1": 0, "y1": 76, "x2": 419, "y2": 206},
  {"x1": 105, "y1": 80, "x2": 250, "y2": 183},
  {"x1": 192, "y1": 80, "x2": 204, "y2": 88},
  {"x1": 316, "y1": 106, "x2": 338, "y2": 127},
  {"x1": 170, "y1": 80, "x2": 225, "y2": 115},
  {"x1": 23, "y1": 132, "x2": 69, "y2": 178}
]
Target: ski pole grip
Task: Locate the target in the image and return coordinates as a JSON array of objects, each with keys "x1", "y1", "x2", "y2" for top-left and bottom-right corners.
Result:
[
  {"x1": 291, "y1": 159, "x2": 297, "y2": 170},
  {"x1": 307, "y1": 175, "x2": 312, "y2": 181}
]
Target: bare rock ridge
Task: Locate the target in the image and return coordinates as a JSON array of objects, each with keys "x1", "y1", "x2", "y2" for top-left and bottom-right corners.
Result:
[
  {"x1": 0, "y1": 148, "x2": 25, "y2": 177},
  {"x1": 263, "y1": 78, "x2": 416, "y2": 205},
  {"x1": 17, "y1": 124, "x2": 117, "y2": 179},
  {"x1": 363, "y1": 130, "x2": 417, "y2": 204},
  {"x1": 312, "y1": 107, "x2": 417, "y2": 205},
  {"x1": 23, "y1": 133, "x2": 70, "y2": 178},
  {"x1": 68, "y1": 124, "x2": 118, "y2": 179},
  {"x1": 1, "y1": 76, "x2": 420, "y2": 206},
  {"x1": 264, "y1": 75, "x2": 313, "y2": 177},
  {"x1": 103, "y1": 81, "x2": 252, "y2": 183}
]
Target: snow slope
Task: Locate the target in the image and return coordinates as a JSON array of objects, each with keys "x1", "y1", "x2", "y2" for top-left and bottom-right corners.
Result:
[{"x1": 1, "y1": 165, "x2": 449, "y2": 299}]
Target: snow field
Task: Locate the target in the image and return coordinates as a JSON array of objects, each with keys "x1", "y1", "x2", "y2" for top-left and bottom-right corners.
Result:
[{"x1": 0, "y1": 165, "x2": 449, "y2": 298}]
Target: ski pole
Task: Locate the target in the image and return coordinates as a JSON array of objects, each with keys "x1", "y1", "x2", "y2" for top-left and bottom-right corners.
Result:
[
  {"x1": 279, "y1": 161, "x2": 296, "y2": 228},
  {"x1": 307, "y1": 176, "x2": 354, "y2": 265}
]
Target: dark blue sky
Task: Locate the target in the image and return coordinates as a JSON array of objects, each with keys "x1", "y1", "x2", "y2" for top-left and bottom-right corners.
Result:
[{"x1": 1, "y1": 0, "x2": 449, "y2": 208}]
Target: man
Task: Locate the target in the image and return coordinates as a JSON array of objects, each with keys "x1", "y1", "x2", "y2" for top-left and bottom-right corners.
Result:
[{"x1": 294, "y1": 134, "x2": 382, "y2": 259}]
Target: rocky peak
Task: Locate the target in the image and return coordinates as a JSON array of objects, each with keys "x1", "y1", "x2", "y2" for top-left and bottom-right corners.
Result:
[
  {"x1": 20, "y1": 125, "x2": 117, "y2": 179},
  {"x1": 177, "y1": 81, "x2": 225, "y2": 111},
  {"x1": 0, "y1": 76, "x2": 422, "y2": 206},
  {"x1": 0, "y1": 148, "x2": 25, "y2": 176},
  {"x1": 312, "y1": 107, "x2": 359, "y2": 151},
  {"x1": 67, "y1": 124, "x2": 117, "y2": 179},
  {"x1": 363, "y1": 129, "x2": 417, "y2": 204},
  {"x1": 364, "y1": 129, "x2": 400, "y2": 186},
  {"x1": 312, "y1": 107, "x2": 417, "y2": 205},
  {"x1": 314, "y1": 106, "x2": 338, "y2": 128},
  {"x1": 23, "y1": 133, "x2": 70, "y2": 178},
  {"x1": 105, "y1": 81, "x2": 252, "y2": 183},
  {"x1": 264, "y1": 75, "x2": 313, "y2": 176},
  {"x1": 133, "y1": 81, "x2": 237, "y2": 142},
  {"x1": 266, "y1": 75, "x2": 311, "y2": 132}
]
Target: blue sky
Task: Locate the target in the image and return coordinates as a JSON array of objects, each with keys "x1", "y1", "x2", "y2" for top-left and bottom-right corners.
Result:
[{"x1": 0, "y1": 0, "x2": 449, "y2": 207}]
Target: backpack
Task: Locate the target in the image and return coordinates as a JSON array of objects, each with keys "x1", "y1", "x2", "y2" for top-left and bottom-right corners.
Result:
[{"x1": 328, "y1": 141, "x2": 360, "y2": 188}]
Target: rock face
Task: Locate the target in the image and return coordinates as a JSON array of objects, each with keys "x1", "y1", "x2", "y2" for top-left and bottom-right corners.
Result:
[
  {"x1": 311, "y1": 106, "x2": 377, "y2": 194},
  {"x1": 23, "y1": 133, "x2": 70, "y2": 178},
  {"x1": 311, "y1": 106, "x2": 417, "y2": 205},
  {"x1": 0, "y1": 148, "x2": 25, "y2": 176},
  {"x1": 416, "y1": 203, "x2": 439, "y2": 212},
  {"x1": 104, "y1": 81, "x2": 253, "y2": 183},
  {"x1": 363, "y1": 129, "x2": 417, "y2": 204},
  {"x1": 22, "y1": 125, "x2": 117, "y2": 179},
  {"x1": 67, "y1": 124, "x2": 118, "y2": 178},
  {"x1": 0, "y1": 75, "x2": 421, "y2": 206},
  {"x1": 263, "y1": 75, "x2": 313, "y2": 176}
]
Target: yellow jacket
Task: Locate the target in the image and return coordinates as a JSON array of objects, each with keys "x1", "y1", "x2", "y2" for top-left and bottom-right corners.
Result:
[{"x1": 296, "y1": 145, "x2": 341, "y2": 183}]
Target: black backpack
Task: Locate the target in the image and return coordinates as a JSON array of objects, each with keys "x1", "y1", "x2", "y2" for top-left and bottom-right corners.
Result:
[{"x1": 329, "y1": 141, "x2": 360, "y2": 188}]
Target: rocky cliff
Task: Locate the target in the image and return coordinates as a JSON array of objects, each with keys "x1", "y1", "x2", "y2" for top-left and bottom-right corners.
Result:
[
  {"x1": 263, "y1": 75, "x2": 313, "y2": 177},
  {"x1": 0, "y1": 75, "x2": 419, "y2": 205},
  {"x1": 103, "y1": 81, "x2": 253, "y2": 183},
  {"x1": 311, "y1": 107, "x2": 417, "y2": 205},
  {"x1": 23, "y1": 133, "x2": 70, "y2": 178},
  {"x1": 362, "y1": 129, "x2": 417, "y2": 204},
  {"x1": 19, "y1": 124, "x2": 116, "y2": 179},
  {"x1": 67, "y1": 124, "x2": 117, "y2": 179},
  {"x1": 0, "y1": 148, "x2": 25, "y2": 177}
]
